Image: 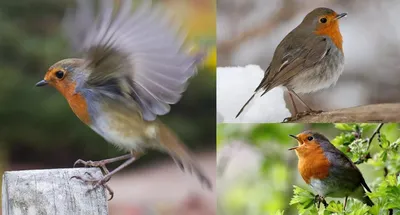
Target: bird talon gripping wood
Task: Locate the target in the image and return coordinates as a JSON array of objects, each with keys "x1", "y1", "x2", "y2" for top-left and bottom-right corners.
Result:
[{"x1": 36, "y1": 0, "x2": 212, "y2": 198}]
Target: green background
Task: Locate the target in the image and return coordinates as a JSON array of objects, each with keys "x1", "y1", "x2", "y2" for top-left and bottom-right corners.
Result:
[
  {"x1": 217, "y1": 123, "x2": 400, "y2": 215},
  {"x1": 0, "y1": 0, "x2": 215, "y2": 179}
]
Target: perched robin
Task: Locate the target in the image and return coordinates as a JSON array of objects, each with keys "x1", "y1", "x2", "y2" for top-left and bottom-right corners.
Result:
[
  {"x1": 289, "y1": 131, "x2": 374, "y2": 209},
  {"x1": 236, "y1": 8, "x2": 347, "y2": 120},
  {"x1": 35, "y1": 0, "x2": 211, "y2": 199}
]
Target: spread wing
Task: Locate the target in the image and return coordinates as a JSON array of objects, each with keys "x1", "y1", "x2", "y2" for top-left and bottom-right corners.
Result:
[
  {"x1": 63, "y1": 0, "x2": 203, "y2": 121},
  {"x1": 256, "y1": 35, "x2": 330, "y2": 92}
]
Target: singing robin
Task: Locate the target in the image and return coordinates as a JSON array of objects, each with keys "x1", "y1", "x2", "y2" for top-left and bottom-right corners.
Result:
[
  {"x1": 289, "y1": 131, "x2": 374, "y2": 209},
  {"x1": 35, "y1": 0, "x2": 211, "y2": 198},
  {"x1": 236, "y1": 8, "x2": 347, "y2": 120}
]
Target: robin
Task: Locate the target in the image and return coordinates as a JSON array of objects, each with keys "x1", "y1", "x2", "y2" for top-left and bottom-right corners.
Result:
[
  {"x1": 35, "y1": 0, "x2": 211, "y2": 199},
  {"x1": 236, "y1": 8, "x2": 347, "y2": 120},
  {"x1": 289, "y1": 131, "x2": 374, "y2": 209}
]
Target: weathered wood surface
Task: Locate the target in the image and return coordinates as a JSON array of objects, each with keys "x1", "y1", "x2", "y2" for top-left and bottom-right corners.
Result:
[
  {"x1": 2, "y1": 168, "x2": 108, "y2": 215},
  {"x1": 288, "y1": 103, "x2": 400, "y2": 123}
]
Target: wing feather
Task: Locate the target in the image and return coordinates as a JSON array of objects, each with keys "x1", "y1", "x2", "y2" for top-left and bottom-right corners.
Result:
[
  {"x1": 257, "y1": 36, "x2": 329, "y2": 92},
  {"x1": 63, "y1": 0, "x2": 202, "y2": 121}
]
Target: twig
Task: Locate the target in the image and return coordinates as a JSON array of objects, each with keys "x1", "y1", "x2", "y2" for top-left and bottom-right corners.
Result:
[
  {"x1": 354, "y1": 123, "x2": 384, "y2": 165},
  {"x1": 367, "y1": 123, "x2": 384, "y2": 150}
]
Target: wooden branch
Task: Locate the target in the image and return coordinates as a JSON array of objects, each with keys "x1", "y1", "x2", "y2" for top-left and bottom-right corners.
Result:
[
  {"x1": 288, "y1": 103, "x2": 400, "y2": 123},
  {"x1": 2, "y1": 168, "x2": 108, "y2": 215}
]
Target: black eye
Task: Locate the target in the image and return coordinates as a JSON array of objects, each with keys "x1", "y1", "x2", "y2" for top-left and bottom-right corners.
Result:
[
  {"x1": 320, "y1": 18, "x2": 327, "y2": 23},
  {"x1": 55, "y1": 71, "x2": 64, "y2": 79},
  {"x1": 307, "y1": 136, "x2": 314, "y2": 141}
]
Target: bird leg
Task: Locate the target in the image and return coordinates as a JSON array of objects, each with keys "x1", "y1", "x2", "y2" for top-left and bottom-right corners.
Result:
[
  {"x1": 288, "y1": 92, "x2": 299, "y2": 115},
  {"x1": 71, "y1": 172, "x2": 115, "y2": 200},
  {"x1": 74, "y1": 153, "x2": 133, "y2": 175},
  {"x1": 343, "y1": 196, "x2": 348, "y2": 210},
  {"x1": 314, "y1": 194, "x2": 328, "y2": 209},
  {"x1": 283, "y1": 90, "x2": 323, "y2": 122},
  {"x1": 71, "y1": 151, "x2": 142, "y2": 200}
]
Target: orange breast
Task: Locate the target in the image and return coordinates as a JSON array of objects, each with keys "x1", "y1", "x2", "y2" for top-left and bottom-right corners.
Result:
[
  {"x1": 297, "y1": 144, "x2": 331, "y2": 184},
  {"x1": 315, "y1": 21, "x2": 343, "y2": 52},
  {"x1": 66, "y1": 93, "x2": 91, "y2": 125},
  {"x1": 55, "y1": 81, "x2": 91, "y2": 125}
]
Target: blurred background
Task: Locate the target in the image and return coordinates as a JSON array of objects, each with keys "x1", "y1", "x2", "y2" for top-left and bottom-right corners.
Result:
[
  {"x1": 217, "y1": 123, "x2": 400, "y2": 215},
  {"x1": 0, "y1": 0, "x2": 216, "y2": 214},
  {"x1": 217, "y1": 0, "x2": 400, "y2": 114}
]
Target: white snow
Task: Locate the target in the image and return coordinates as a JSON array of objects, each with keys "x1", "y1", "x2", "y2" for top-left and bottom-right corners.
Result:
[{"x1": 217, "y1": 65, "x2": 291, "y2": 123}]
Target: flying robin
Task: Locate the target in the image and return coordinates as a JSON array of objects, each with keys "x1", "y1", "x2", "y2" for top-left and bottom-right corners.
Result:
[
  {"x1": 35, "y1": 0, "x2": 211, "y2": 199},
  {"x1": 236, "y1": 8, "x2": 347, "y2": 121},
  {"x1": 289, "y1": 131, "x2": 374, "y2": 209}
]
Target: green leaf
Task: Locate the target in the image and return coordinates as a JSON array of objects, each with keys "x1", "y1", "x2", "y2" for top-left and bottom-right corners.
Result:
[
  {"x1": 290, "y1": 186, "x2": 317, "y2": 214},
  {"x1": 347, "y1": 204, "x2": 370, "y2": 215},
  {"x1": 335, "y1": 123, "x2": 355, "y2": 131},
  {"x1": 326, "y1": 201, "x2": 343, "y2": 213},
  {"x1": 379, "y1": 134, "x2": 390, "y2": 149},
  {"x1": 380, "y1": 151, "x2": 388, "y2": 162}
]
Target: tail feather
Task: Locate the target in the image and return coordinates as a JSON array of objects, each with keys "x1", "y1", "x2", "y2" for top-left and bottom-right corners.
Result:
[
  {"x1": 158, "y1": 122, "x2": 212, "y2": 190},
  {"x1": 363, "y1": 195, "x2": 374, "y2": 206},
  {"x1": 235, "y1": 93, "x2": 255, "y2": 118},
  {"x1": 354, "y1": 185, "x2": 374, "y2": 207}
]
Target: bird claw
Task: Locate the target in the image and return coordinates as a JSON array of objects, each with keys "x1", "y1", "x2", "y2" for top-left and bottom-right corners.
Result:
[
  {"x1": 282, "y1": 110, "x2": 323, "y2": 122},
  {"x1": 74, "y1": 159, "x2": 105, "y2": 168},
  {"x1": 73, "y1": 158, "x2": 111, "y2": 176},
  {"x1": 70, "y1": 172, "x2": 114, "y2": 201},
  {"x1": 314, "y1": 194, "x2": 328, "y2": 209}
]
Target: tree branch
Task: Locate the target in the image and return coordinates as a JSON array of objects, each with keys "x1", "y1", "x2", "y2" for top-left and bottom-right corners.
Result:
[{"x1": 287, "y1": 103, "x2": 400, "y2": 123}]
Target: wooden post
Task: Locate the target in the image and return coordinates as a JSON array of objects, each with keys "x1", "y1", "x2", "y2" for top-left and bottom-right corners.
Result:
[{"x1": 2, "y1": 168, "x2": 108, "y2": 215}]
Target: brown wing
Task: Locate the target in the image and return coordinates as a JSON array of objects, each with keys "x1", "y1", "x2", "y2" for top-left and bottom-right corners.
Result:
[{"x1": 256, "y1": 35, "x2": 329, "y2": 94}]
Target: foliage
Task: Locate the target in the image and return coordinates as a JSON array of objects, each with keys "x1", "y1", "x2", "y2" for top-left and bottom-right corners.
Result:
[
  {"x1": 290, "y1": 123, "x2": 400, "y2": 215},
  {"x1": 217, "y1": 123, "x2": 400, "y2": 215}
]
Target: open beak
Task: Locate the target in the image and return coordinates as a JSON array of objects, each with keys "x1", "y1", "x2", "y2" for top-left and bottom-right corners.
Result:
[
  {"x1": 288, "y1": 134, "x2": 299, "y2": 150},
  {"x1": 335, "y1": 13, "x2": 347, "y2": 20},
  {"x1": 35, "y1": 80, "x2": 48, "y2": 87}
]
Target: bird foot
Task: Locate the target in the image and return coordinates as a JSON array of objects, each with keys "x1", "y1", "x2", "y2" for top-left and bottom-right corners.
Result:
[
  {"x1": 71, "y1": 172, "x2": 114, "y2": 200},
  {"x1": 74, "y1": 159, "x2": 108, "y2": 169},
  {"x1": 282, "y1": 110, "x2": 323, "y2": 122},
  {"x1": 73, "y1": 158, "x2": 113, "y2": 176},
  {"x1": 314, "y1": 194, "x2": 328, "y2": 209}
]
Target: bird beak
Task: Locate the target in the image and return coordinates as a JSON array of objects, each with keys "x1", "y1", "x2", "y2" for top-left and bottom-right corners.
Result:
[
  {"x1": 288, "y1": 134, "x2": 299, "y2": 150},
  {"x1": 335, "y1": 13, "x2": 347, "y2": 20},
  {"x1": 35, "y1": 80, "x2": 48, "y2": 87}
]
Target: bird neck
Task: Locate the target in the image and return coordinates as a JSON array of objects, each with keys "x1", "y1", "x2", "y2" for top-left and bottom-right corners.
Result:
[{"x1": 314, "y1": 22, "x2": 343, "y2": 52}]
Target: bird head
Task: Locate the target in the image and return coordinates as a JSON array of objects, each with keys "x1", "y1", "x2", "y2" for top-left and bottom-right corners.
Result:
[
  {"x1": 301, "y1": 7, "x2": 347, "y2": 31},
  {"x1": 288, "y1": 131, "x2": 330, "y2": 158},
  {"x1": 36, "y1": 58, "x2": 85, "y2": 97},
  {"x1": 299, "y1": 8, "x2": 347, "y2": 51}
]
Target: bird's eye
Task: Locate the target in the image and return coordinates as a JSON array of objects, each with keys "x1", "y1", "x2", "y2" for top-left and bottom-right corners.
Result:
[
  {"x1": 307, "y1": 136, "x2": 314, "y2": 141},
  {"x1": 320, "y1": 18, "x2": 327, "y2": 23},
  {"x1": 55, "y1": 70, "x2": 64, "y2": 79}
]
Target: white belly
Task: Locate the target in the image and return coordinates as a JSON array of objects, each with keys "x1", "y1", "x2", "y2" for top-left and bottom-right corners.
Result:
[
  {"x1": 289, "y1": 63, "x2": 344, "y2": 94},
  {"x1": 90, "y1": 114, "x2": 147, "y2": 152}
]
